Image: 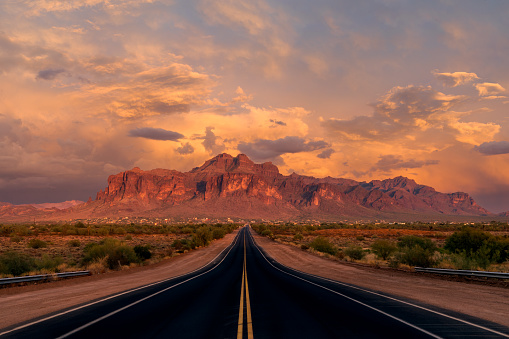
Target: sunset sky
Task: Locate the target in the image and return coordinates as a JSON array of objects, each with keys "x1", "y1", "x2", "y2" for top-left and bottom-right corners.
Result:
[{"x1": 1, "y1": 1, "x2": 509, "y2": 212}]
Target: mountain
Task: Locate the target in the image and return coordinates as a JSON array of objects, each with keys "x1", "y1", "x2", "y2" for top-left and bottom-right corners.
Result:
[{"x1": 0, "y1": 154, "x2": 493, "y2": 222}]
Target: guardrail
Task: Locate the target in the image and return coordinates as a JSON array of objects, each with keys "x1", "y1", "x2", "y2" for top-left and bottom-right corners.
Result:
[
  {"x1": 0, "y1": 271, "x2": 90, "y2": 285},
  {"x1": 414, "y1": 267, "x2": 509, "y2": 279}
]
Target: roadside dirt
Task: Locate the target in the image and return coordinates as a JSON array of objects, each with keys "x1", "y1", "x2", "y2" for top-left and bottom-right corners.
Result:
[
  {"x1": 0, "y1": 230, "x2": 239, "y2": 330},
  {"x1": 252, "y1": 232, "x2": 509, "y2": 328}
]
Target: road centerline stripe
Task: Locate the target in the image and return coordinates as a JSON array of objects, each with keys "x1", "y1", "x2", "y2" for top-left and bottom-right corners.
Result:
[{"x1": 237, "y1": 230, "x2": 254, "y2": 339}]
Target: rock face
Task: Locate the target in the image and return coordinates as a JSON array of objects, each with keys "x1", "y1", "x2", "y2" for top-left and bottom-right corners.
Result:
[
  {"x1": 84, "y1": 153, "x2": 490, "y2": 220},
  {"x1": 0, "y1": 153, "x2": 493, "y2": 222}
]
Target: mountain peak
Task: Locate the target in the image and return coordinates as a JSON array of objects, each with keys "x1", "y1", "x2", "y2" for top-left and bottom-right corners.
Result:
[{"x1": 190, "y1": 153, "x2": 279, "y2": 177}]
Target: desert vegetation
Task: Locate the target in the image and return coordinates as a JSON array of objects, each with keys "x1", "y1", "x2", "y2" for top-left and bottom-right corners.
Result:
[
  {"x1": 0, "y1": 223, "x2": 238, "y2": 278},
  {"x1": 252, "y1": 222, "x2": 509, "y2": 272}
]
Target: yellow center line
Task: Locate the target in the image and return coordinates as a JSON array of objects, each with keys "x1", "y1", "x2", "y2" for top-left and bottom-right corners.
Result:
[
  {"x1": 237, "y1": 263, "x2": 245, "y2": 339},
  {"x1": 237, "y1": 231, "x2": 254, "y2": 339}
]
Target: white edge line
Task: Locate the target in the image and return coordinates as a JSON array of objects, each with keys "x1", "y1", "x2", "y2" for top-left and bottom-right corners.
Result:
[
  {"x1": 0, "y1": 230, "x2": 242, "y2": 338},
  {"x1": 248, "y1": 229, "x2": 509, "y2": 338},
  {"x1": 247, "y1": 230, "x2": 440, "y2": 338}
]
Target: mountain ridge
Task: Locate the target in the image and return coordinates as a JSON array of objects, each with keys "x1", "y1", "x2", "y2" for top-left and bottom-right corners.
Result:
[{"x1": 1, "y1": 153, "x2": 500, "y2": 222}]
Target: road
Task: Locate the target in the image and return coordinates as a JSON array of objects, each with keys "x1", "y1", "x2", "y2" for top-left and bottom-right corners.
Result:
[{"x1": 1, "y1": 226, "x2": 508, "y2": 338}]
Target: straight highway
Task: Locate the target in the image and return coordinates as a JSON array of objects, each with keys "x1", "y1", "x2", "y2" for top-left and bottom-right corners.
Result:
[{"x1": 1, "y1": 226, "x2": 508, "y2": 338}]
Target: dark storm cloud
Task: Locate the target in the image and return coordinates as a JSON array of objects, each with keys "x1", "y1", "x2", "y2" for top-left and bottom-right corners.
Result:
[
  {"x1": 128, "y1": 127, "x2": 184, "y2": 141},
  {"x1": 474, "y1": 141, "x2": 509, "y2": 155},
  {"x1": 36, "y1": 68, "x2": 66, "y2": 80},
  {"x1": 201, "y1": 127, "x2": 225, "y2": 154},
  {"x1": 317, "y1": 148, "x2": 335, "y2": 159},
  {"x1": 269, "y1": 119, "x2": 287, "y2": 126},
  {"x1": 176, "y1": 142, "x2": 195, "y2": 155},
  {"x1": 371, "y1": 154, "x2": 439, "y2": 172},
  {"x1": 238, "y1": 136, "x2": 329, "y2": 162}
]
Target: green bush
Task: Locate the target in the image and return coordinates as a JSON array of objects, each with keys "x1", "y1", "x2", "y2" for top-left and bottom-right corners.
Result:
[
  {"x1": 193, "y1": 226, "x2": 213, "y2": 247},
  {"x1": 172, "y1": 239, "x2": 196, "y2": 252},
  {"x1": 212, "y1": 228, "x2": 226, "y2": 240},
  {"x1": 445, "y1": 228, "x2": 509, "y2": 264},
  {"x1": 37, "y1": 254, "x2": 64, "y2": 271},
  {"x1": 398, "y1": 236, "x2": 436, "y2": 252},
  {"x1": 10, "y1": 235, "x2": 23, "y2": 243},
  {"x1": 68, "y1": 239, "x2": 81, "y2": 247},
  {"x1": 344, "y1": 246, "x2": 366, "y2": 260},
  {"x1": 28, "y1": 238, "x2": 47, "y2": 249},
  {"x1": 0, "y1": 251, "x2": 36, "y2": 276},
  {"x1": 261, "y1": 230, "x2": 273, "y2": 238},
  {"x1": 309, "y1": 237, "x2": 337, "y2": 255},
  {"x1": 371, "y1": 239, "x2": 397, "y2": 260},
  {"x1": 396, "y1": 246, "x2": 437, "y2": 267},
  {"x1": 134, "y1": 245, "x2": 152, "y2": 260},
  {"x1": 82, "y1": 238, "x2": 139, "y2": 269},
  {"x1": 293, "y1": 233, "x2": 304, "y2": 241}
]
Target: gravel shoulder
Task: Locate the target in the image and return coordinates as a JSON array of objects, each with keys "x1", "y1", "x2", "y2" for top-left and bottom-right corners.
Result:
[
  {"x1": 0, "y1": 230, "x2": 239, "y2": 330},
  {"x1": 252, "y1": 232, "x2": 509, "y2": 328}
]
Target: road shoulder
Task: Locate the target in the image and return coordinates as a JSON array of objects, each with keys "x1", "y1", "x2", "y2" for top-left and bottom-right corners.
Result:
[
  {"x1": 0, "y1": 230, "x2": 238, "y2": 330},
  {"x1": 251, "y1": 232, "x2": 509, "y2": 328}
]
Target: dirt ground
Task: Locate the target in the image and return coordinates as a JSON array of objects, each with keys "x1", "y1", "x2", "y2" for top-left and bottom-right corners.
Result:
[
  {"x1": 251, "y1": 232, "x2": 509, "y2": 328},
  {"x1": 1, "y1": 228, "x2": 509, "y2": 331},
  {"x1": 0, "y1": 230, "x2": 239, "y2": 330}
]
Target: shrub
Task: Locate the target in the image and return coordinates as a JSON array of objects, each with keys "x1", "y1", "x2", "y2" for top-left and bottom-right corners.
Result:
[
  {"x1": 172, "y1": 239, "x2": 195, "y2": 252},
  {"x1": 344, "y1": 246, "x2": 366, "y2": 261},
  {"x1": 261, "y1": 230, "x2": 273, "y2": 238},
  {"x1": 193, "y1": 226, "x2": 213, "y2": 247},
  {"x1": 445, "y1": 228, "x2": 509, "y2": 264},
  {"x1": 212, "y1": 228, "x2": 226, "y2": 240},
  {"x1": 309, "y1": 237, "x2": 336, "y2": 255},
  {"x1": 371, "y1": 239, "x2": 397, "y2": 260},
  {"x1": 106, "y1": 245, "x2": 138, "y2": 269},
  {"x1": 134, "y1": 245, "x2": 152, "y2": 260},
  {"x1": 68, "y1": 239, "x2": 81, "y2": 247},
  {"x1": 396, "y1": 246, "x2": 437, "y2": 267},
  {"x1": 82, "y1": 238, "x2": 139, "y2": 269},
  {"x1": 293, "y1": 233, "x2": 304, "y2": 241},
  {"x1": 37, "y1": 254, "x2": 64, "y2": 271},
  {"x1": 398, "y1": 236, "x2": 436, "y2": 252},
  {"x1": 28, "y1": 238, "x2": 47, "y2": 249},
  {"x1": 0, "y1": 251, "x2": 36, "y2": 276},
  {"x1": 10, "y1": 235, "x2": 23, "y2": 243},
  {"x1": 396, "y1": 235, "x2": 437, "y2": 267}
]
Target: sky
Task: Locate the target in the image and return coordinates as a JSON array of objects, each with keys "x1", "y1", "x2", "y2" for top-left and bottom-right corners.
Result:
[{"x1": 1, "y1": 1, "x2": 509, "y2": 213}]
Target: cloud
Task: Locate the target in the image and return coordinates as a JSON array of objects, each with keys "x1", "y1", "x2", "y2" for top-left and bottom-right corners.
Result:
[
  {"x1": 323, "y1": 85, "x2": 465, "y2": 141},
  {"x1": 433, "y1": 71, "x2": 479, "y2": 87},
  {"x1": 176, "y1": 142, "x2": 195, "y2": 155},
  {"x1": 370, "y1": 154, "x2": 439, "y2": 172},
  {"x1": 201, "y1": 127, "x2": 225, "y2": 154},
  {"x1": 128, "y1": 127, "x2": 184, "y2": 141},
  {"x1": 238, "y1": 136, "x2": 329, "y2": 162},
  {"x1": 475, "y1": 82, "x2": 506, "y2": 96},
  {"x1": 36, "y1": 68, "x2": 67, "y2": 80},
  {"x1": 269, "y1": 119, "x2": 286, "y2": 126},
  {"x1": 323, "y1": 85, "x2": 499, "y2": 147},
  {"x1": 148, "y1": 102, "x2": 190, "y2": 115},
  {"x1": 474, "y1": 141, "x2": 509, "y2": 155},
  {"x1": 317, "y1": 148, "x2": 334, "y2": 159}
]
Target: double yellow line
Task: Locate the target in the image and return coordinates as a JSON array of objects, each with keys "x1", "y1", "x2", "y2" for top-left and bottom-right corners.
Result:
[{"x1": 237, "y1": 232, "x2": 254, "y2": 339}]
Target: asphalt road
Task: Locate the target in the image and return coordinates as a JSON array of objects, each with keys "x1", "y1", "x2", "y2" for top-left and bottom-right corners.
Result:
[{"x1": 1, "y1": 226, "x2": 508, "y2": 338}]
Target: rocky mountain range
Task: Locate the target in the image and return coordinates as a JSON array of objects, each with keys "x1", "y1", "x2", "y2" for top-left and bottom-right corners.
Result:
[{"x1": 0, "y1": 153, "x2": 503, "y2": 222}]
